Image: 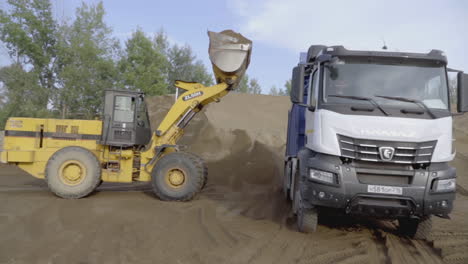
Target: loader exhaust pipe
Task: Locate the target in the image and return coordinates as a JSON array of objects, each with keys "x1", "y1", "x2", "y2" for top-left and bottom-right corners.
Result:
[{"x1": 208, "y1": 30, "x2": 252, "y2": 88}]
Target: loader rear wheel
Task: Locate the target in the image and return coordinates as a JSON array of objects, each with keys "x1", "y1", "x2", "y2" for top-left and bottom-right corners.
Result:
[
  {"x1": 151, "y1": 152, "x2": 206, "y2": 201},
  {"x1": 46, "y1": 147, "x2": 101, "y2": 199}
]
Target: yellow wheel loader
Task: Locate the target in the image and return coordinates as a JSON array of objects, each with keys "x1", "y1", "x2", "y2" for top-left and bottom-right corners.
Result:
[{"x1": 0, "y1": 30, "x2": 252, "y2": 200}]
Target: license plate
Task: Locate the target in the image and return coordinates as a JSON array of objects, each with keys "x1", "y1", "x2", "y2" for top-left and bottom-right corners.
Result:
[{"x1": 367, "y1": 185, "x2": 403, "y2": 195}]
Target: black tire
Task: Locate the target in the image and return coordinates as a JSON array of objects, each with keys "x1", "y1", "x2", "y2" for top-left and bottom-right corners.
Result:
[
  {"x1": 283, "y1": 161, "x2": 291, "y2": 200},
  {"x1": 297, "y1": 208, "x2": 318, "y2": 233},
  {"x1": 151, "y1": 151, "x2": 206, "y2": 201},
  {"x1": 292, "y1": 165, "x2": 301, "y2": 214},
  {"x1": 398, "y1": 216, "x2": 432, "y2": 240},
  {"x1": 194, "y1": 154, "x2": 208, "y2": 189},
  {"x1": 45, "y1": 146, "x2": 101, "y2": 199}
]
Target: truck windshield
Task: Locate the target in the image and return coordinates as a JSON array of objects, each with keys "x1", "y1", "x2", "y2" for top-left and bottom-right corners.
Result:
[{"x1": 323, "y1": 62, "x2": 449, "y2": 110}]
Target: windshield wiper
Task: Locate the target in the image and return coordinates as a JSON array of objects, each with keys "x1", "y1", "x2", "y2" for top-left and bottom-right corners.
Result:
[
  {"x1": 328, "y1": 95, "x2": 389, "y2": 116},
  {"x1": 374, "y1": 95, "x2": 436, "y2": 119}
]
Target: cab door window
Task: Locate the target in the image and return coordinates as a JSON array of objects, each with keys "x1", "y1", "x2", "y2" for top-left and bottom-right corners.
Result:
[{"x1": 114, "y1": 96, "x2": 135, "y2": 123}]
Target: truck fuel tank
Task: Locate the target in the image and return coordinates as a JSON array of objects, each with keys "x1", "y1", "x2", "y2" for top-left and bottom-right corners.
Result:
[{"x1": 208, "y1": 30, "x2": 252, "y2": 87}]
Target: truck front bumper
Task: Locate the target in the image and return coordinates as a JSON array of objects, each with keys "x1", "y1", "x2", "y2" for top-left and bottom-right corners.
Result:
[{"x1": 300, "y1": 154, "x2": 456, "y2": 218}]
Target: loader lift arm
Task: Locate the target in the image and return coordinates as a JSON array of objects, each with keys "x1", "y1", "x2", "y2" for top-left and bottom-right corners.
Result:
[
  {"x1": 139, "y1": 80, "x2": 230, "y2": 174},
  {"x1": 139, "y1": 30, "x2": 252, "y2": 181}
]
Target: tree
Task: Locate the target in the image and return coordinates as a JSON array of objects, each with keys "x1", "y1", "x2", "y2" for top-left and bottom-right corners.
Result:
[
  {"x1": 0, "y1": 64, "x2": 50, "y2": 126},
  {"x1": 269, "y1": 85, "x2": 280, "y2": 96},
  {"x1": 269, "y1": 85, "x2": 286, "y2": 96},
  {"x1": 248, "y1": 78, "x2": 262, "y2": 94},
  {"x1": 119, "y1": 29, "x2": 168, "y2": 96},
  {"x1": 154, "y1": 30, "x2": 213, "y2": 93},
  {"x1": 236, "y1": 74, "x2": 249, "y2": 93},
  {"x1": 0, "y1": 0, "x2": 58, "y2": 113},
  {"x1": 284, "y1": 79, "x2": 291, "y2": 95},
  {"x1": 166, "y1": 44, "x2": 213, "y2": 92},
  {"x1": 235, "y1": 74, "x2": 262, "y2": 94},
  {"x1": 56, "y1": 1, "x2": 119, "y2": 118}
]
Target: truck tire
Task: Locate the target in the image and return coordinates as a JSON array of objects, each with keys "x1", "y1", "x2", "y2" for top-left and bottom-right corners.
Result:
[
  {"x1": 283, "y1": 160, "x2": 292, "y2": 200},
  {"x1": 398, "y1": 216, "x2": 432, "y2": 240},
  {"x1": 45, "y1": 146, "x2": 101, "y2": 199},
  {"x1": 151, "y1": 152, "x2": 206, "y2": 201},
  {"x1": 297, "y1": 208, "x2": 318, "y2": 233}
]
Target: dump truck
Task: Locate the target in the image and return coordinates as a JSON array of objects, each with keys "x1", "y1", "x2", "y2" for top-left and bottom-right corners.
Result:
[
  {"x1": 283, "y1": 45, "x2": 468, "y2": 239},
  {"x1": 0, "y1": 30, "x2": 252, "y2": 201}
]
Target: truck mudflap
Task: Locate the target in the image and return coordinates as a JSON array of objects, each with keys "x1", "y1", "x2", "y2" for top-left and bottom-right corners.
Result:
[{"x1": 299, "y1": 153, "x2": 456, "y2": 218}]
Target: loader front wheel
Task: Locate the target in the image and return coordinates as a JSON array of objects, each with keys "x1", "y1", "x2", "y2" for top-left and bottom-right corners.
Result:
[
  {"x1": 151, "y1": 152, "x2": 206, "y2": 201},
  {"x1": 46, "y1": 147, "x2": 101, "y2": 199}
]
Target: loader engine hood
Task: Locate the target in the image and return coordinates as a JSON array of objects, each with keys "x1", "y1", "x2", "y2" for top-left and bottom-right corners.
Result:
[{"x1": 305, "y1": 109, "x2": 454, "y2": 163}]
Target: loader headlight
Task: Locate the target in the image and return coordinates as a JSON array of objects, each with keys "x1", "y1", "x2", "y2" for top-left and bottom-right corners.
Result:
[
  {"x1": 309, "y1": 169, "x2": 335, "y2": 184},
  {"x1": 435, "y1": 178, "x2": 456, "y2": 192}
]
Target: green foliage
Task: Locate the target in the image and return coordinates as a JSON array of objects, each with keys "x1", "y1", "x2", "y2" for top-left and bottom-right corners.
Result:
[
  {"x1": 0, "y1": 0, "x2": 58, "y2": 110},
  {"x1": 119, "y1": 29, "x2": 168, "y2": 96},
  {"x1": 56, "y1": 1, "x2": 119, "y2": 119},
  {"x1": 154, "y1": 30, "x2": 213, "y2": 93},
  {"x1": 0, "y1": 0, "x2": 266, "y2": 128},
  {"x1": 249, "y1": 78, "x2": 262, "y2": 94},
  {"x1": 284, "y1": 79, "x2": 291, "y2": 95},
  {"x1": 237, "y1": 74, "x2": 249, "y2": 93},
  {"x1": 269, "y1": 85, "x2": 280, "y2": 96},
  {"x1": 0, "y1": 64, "x2": 50, "y2": 125},
  {"x1": 269, "y1": 80, "x2": 290, "y2": 96},
  {"x1": 236, "y1": 74, "x2": 262, "y2": 94}
]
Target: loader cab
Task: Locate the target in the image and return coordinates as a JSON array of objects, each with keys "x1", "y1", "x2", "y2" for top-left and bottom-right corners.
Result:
[{"x1": 100, "y1": 90, "x2": 152, "y2": 147}]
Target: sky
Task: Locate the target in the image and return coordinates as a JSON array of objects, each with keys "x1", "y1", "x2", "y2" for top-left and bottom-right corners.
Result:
[{"x1": 1, "y1": 0, "x2": 467, "y2": 93}]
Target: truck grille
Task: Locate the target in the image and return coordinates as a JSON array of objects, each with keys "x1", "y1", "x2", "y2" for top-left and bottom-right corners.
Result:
[{"x1": 338, "y1": 135, "x2": 436, "y2": 164}]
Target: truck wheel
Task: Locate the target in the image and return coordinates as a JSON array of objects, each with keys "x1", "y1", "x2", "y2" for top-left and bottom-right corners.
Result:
[
  {"x1": 283, "y1": 161, "x2": 292, "y2": 200},
  {"x1": 398, "y1": 216, "x2": 432, "y2": 240},
  {"x1": 151, "y1": 152, "x2": 206, "y2": 201},
  {"x1": 297, "y1": 208, "x2": 318, "y2": 233},
  {"x1": 45, "y1": 146, "x2": 101, "y2": 199}
]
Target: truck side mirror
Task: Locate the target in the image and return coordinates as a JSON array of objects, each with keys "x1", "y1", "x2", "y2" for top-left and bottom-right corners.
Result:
[
  {"x1": 457, "y1": 72, "x2": 468, "y2": 112},
  {"x1": 290, "y1": 65, "x2": 305, "y2": 103}
]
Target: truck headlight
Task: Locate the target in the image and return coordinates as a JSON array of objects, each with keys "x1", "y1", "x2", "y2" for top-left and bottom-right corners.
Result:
[
  {"x1": 435, "y1": 178, "x2": 456, "y2": 192},
  {"x1": 309, "y1": 169, "x2": 335, "y2": 184}
]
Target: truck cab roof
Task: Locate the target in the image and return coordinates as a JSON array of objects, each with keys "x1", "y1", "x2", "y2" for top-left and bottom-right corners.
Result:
[{"x1": 306, "y1": 45, "x2": 447, "y2": 65}]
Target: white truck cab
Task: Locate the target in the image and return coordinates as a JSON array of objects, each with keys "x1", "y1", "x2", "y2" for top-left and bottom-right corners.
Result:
[{"x1": 284, "y1": 45, "x2": 468, "y2": 239}]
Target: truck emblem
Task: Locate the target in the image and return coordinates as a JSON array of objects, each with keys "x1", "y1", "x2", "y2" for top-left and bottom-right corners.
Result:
[
  {"x1": 182, "y1": 91, "x2": 203, "y2": 101},
  {"x1": 379, "y1": 147, "x2": 395, "y2": 161}
]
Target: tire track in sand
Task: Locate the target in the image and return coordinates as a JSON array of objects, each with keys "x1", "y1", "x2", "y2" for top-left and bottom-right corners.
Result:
[{"x1": 432, "y1": 231, "x2": 468, "y2": 264}]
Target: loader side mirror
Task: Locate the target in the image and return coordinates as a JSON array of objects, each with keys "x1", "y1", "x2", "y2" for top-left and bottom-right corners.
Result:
[
  {"x1": 291, "y1": 65, "x2": 305, "y2": 104},
  {"x1": 457, "y1": 72, "x2": 468, "y2": 112}
]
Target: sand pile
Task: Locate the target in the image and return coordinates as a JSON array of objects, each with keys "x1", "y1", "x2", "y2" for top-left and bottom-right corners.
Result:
[
  {"x1": 2, "y1": 94, "x2": 468, "y2": 263},
  {"x1": 454, "y1": 114, "x2": 468, "y2": 132},
  {"x1": 146, "y1": 93, "x2": 291, "y2": 220}
]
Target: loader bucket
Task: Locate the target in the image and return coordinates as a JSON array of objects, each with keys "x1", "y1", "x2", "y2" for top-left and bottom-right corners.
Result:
[{"x1": 208, "y1": 30, "x2": 252, "y2": 88}]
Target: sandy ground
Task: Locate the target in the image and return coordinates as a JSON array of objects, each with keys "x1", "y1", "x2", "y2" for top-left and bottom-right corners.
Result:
[{"x1": 1, "y1": 93, "x2": 468, "y2": 264}]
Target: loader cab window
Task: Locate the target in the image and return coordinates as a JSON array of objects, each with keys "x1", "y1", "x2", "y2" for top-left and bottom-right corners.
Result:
[
  {"x1": 136, "y1": 96, "x2": 150, "y2": 128},
  {"x1": 114, "y1": 96, "x2": 135, "y2": 123}
]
